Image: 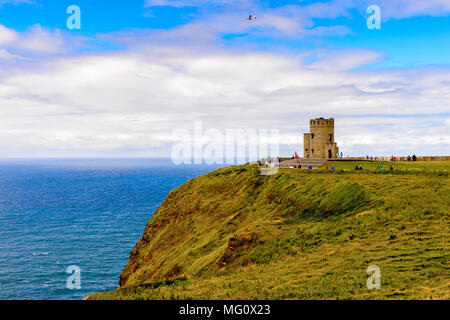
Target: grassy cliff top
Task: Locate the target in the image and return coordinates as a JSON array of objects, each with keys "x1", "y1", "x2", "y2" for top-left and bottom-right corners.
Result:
[{"x1": 89, "y1": 161, "x2": 449, "y2": 300}]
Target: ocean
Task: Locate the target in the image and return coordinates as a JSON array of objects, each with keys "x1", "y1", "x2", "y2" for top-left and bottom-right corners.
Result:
[{"x1": 0, "y1": 158, "x2": 224, "y2": 300}]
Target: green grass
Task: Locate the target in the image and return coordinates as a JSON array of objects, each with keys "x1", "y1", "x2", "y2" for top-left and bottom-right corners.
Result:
[{"x1": 88, "y1": 161, "x2": 450, "y2": 300}]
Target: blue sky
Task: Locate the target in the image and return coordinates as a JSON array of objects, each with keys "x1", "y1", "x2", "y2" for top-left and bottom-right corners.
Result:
[{"x1": 0, "y1": 0, "x2": 449, "y2": 158}]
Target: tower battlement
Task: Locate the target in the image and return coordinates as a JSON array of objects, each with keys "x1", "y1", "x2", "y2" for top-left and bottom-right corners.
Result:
[{"x1": 310, "y1": 117, "x2": 334, "y2": 127}]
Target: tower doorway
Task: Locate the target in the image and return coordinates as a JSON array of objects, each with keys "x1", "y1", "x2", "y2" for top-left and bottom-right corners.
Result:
[{"x1": 328, "y1": 149, "x2": 332, "y2": 159}]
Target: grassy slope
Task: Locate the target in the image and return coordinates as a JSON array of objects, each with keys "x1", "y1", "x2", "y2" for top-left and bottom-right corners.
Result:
[{"x1": 89, "y1": 161, "x2": 449, "y2": 300}]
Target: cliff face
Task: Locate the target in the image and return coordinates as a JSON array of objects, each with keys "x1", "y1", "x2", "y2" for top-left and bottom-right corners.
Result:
[
  {"x1": 118, "y1": 165, "x2": 370, "y2": 287},
  {"x1": 93, "y1": 164, "x2": 449, "y2": 299}
]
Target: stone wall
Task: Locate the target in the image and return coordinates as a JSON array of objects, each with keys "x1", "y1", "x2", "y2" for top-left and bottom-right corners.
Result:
[{"x1": 303, "y1": 118, "x2": 339, "y2": 159}]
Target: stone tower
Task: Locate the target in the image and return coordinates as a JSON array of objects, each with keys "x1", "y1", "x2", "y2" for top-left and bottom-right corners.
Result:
[{"x1": 303, "y1": 118, "x2": 339, "y2": 159}]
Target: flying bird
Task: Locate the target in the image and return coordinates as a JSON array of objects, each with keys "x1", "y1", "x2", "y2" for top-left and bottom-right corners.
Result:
[{"x1": 247, "y1": 14, "x2": 256, "y2": 20}]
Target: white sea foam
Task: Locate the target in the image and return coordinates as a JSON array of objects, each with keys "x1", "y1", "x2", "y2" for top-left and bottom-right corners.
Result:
[{"x1": 32, "y1": 252, "x2": 49, "y2": 256}]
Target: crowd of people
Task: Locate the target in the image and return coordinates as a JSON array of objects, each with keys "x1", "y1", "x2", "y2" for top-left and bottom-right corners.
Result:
[{"x1": 284, "y1": 151, "x2": 421, "y2": 172}]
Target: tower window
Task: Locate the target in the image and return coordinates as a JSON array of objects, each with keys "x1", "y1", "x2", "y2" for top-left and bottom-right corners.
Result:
[
  {"x1": 311, "y1": 134, "x2": 315, "y2": 139},
  {"x1": 312, "y1": 149, "x2": 314, "y2": 154},
  {"x1": 329, "y1": 134, "x2": 333, "y2": 142}
]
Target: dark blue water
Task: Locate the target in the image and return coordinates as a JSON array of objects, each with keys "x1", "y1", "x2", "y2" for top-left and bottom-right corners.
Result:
[{"x1": 0, "y1": 158, "x2": 223, "y2": 300}]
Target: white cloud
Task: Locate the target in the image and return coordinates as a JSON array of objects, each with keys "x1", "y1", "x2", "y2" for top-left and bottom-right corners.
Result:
[
  {"x1": 0, "y1": 48, "x2": 23, "y2": 60},
  {"x1": 0, "y1": 25, "x2": 18, "y2": 44},
  {"x1": 0, "y1": 24, "x2": 67, "y2": 54},
  {"x1": 370, "y1": 0, "x2": 450, "y2": 19},
  {"x1": 445, "y1": 118, "x2": 450, "y2": 127},
  {"x1": 18, "y1": 25, "x2": 67, "y2": 53},
  {"x1": 140, "y1": 1, "x2": 351, "y2": 39},
  {"x1": 139, "y1": 0, "x2": 450, "y2": 42},
  {"x1": 308, "y1": 49, "x2": 383, "y2": 71},
  {"x1": 0, "y1": 0, "x2": 35, "y2": 7},
  {"x1": 0, "y1": 47, "x2": 449, "y2": 157}
]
